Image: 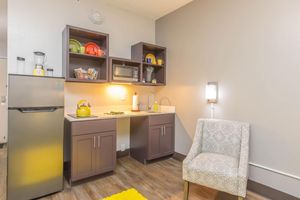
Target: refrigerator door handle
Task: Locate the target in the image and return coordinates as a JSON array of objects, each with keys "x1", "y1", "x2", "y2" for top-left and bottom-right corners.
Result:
[{"x1": 18, "y1": 107, "x2": 58, "y2": 113}]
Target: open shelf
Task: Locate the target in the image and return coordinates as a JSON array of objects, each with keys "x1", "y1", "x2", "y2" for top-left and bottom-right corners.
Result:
[
  {"x1": 69, "y1": 52, "x2": 107, "y2": 60},
  {"x1": 142, "y1": 62, "x2": 164, "y2": 67},
  {"x1": 132, "y1": 42, "x2": 167, "y2": 85},
  {"x1": 66, "y1": 78, "x2": 108, "y2": 83},
  {"x1": 63, "y1": 25, "x2": 109, "y2": 83},
  {"x1": 135, "y1": 82, "x2": 165, "y2": 86}
]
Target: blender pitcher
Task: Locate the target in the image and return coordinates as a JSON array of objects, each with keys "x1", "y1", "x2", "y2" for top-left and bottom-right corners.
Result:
[{"x1": 33, "y1": 51, "x2": 46, "y2": 76}]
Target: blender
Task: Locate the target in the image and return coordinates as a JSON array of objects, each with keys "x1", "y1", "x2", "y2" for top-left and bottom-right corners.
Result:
[{"x1": 33, "y1": 51, "x2": 46, "y2": 76}]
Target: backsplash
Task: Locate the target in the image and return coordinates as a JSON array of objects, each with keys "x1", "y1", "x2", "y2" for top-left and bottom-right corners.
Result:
[{"x1": 64, "y1": 82, "x2": 159, "y2": 113}]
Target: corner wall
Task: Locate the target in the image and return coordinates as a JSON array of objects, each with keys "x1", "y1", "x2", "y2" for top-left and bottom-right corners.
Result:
[
  {"x1": 155, "y1": 0, "x2": 300, "y2": 197},
  {"x1": 7, "y1": 0, "x2": 156, "y2": 150}
]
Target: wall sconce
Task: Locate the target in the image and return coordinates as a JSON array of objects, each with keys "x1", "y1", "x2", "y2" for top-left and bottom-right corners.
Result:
[{"x1": 205, "y1": 82, "x2": 218, "y2": 118}]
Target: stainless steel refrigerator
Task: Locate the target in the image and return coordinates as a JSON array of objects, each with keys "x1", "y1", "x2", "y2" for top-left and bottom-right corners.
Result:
[
  {"x1": 0, "y1": 0, "x2": 8, "y2": 144},
  {"x1": 7, "y1": 74, "x2": 64, "y2": 200}
]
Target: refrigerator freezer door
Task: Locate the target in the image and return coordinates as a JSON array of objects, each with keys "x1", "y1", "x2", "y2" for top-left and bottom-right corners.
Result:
[
  {"x1": 8, "y1": 75, "x2": 64, "y2": 108},
  {"x1": 8, "y1": 108, "x2": 64, "y2": 200}
]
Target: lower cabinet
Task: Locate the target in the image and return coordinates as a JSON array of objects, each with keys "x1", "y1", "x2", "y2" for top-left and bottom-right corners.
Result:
[
  {"x1": 65, "y1": 114, "x2": 174, "y2": 182},
  {"x1": 72, "y1": 134, "x2": 96, "y2": 181},
  {"x1": 130, "y1": 114, "x2": 175, "y2": 164},
  {"x1": 65, "y1": 119, "x2": 116, "y2": 183}
]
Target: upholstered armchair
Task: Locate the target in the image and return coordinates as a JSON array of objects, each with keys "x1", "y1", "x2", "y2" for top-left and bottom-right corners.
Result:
[{"x1": 183, "y1": 119, "x2": 250, "y2": 200}]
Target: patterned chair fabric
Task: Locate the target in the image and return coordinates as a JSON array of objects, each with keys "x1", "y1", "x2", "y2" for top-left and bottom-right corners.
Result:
[{"x1": 183, "y1": 119, "x2": 250, "y2": 197}]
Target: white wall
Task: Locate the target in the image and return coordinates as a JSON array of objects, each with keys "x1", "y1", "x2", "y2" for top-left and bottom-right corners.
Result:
[
  {"x1": 0, "y1": 0, "x2": 7, "y2": 58},
  {"x1": 156, "y1": 0, "x2": 300, "y2": 197},
  {"x1": 7, "y1": 0, "x2": 156, "y2": 150},
  {"x1": 7, "y1": 0, "x2": 155, "y2": 75}
]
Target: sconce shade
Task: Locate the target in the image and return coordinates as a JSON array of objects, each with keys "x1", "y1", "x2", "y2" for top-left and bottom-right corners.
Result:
[{"x1": 206, "y1": 82, "x2": 218, "y2": 103}]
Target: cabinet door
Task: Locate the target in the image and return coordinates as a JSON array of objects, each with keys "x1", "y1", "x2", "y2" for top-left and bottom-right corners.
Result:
[
  {"x1": 72, "y1": 134, "x2": 96, "y2": 181},
  {"x1": 160, "y1": 124, "x2": 174, "y2": 156},
  {"x1": 95, "y1": 131, "x2": 116, "y2": 173},
  {"x1": 148, "y1": 125, "x2": 163, "y2": 159}
]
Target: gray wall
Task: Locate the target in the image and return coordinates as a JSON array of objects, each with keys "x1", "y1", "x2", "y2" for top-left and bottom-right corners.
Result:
[
  {"x1": 0, "y1": 0, "x2": 7, "y2": 58},
  {"x1": 156, "y1": 0, "x2": 300, "y2": 197}
]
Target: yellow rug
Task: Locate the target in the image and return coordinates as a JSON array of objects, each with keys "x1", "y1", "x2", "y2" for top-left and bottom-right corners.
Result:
[{"x1": 103, "y1": 188, "x2": 147, "y2": 200}]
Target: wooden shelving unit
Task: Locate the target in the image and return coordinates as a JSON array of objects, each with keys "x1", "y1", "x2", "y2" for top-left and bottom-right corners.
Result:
[
  {"x1": 63, "y1": 25, "x2": 109, "y2": 83},
  {"x1": 62, "y1": 26, "x2": 166, "y2": 86},
  {"x1": 131, "y1": 42, "x2": 166, "y2": 86}
]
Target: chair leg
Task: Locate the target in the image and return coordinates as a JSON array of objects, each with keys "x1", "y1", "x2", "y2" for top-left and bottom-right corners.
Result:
[
  {"x1": 184, "y1": 181, "x2": 189, "y2": 200},
  {"x1": 238, "y1": 197, "x2": 244, "y2": 200}
]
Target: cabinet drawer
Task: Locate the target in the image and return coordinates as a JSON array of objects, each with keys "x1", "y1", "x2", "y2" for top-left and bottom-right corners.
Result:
[
  {"x1": 149, "y1": 114, "x2": 174, "y2": 126},
  {"x1": 72, "y1": 119, "x2": 116, "y2": 135}
]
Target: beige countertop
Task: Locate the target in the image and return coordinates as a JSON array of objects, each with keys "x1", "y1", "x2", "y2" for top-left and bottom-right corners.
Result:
[{"x1": 65, "y1": 106, "x2": 176, "y2": 122}]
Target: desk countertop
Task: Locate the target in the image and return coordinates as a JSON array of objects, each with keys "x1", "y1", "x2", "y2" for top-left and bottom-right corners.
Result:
[{"x1": 65, "y1": 108, "x2": 175, "y2": 122}]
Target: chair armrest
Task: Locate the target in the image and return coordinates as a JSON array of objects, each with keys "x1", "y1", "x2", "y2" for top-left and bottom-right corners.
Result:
[
  {"x1": 183, "y1": 120, "x2": 204, "y2": 166},
  {"x1": 237, "y1": 123, "x2": 250, "y2": 197}
]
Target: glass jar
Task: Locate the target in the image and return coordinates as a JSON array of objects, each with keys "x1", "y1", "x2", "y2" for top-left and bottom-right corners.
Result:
[
  {"x1": 16, "y1": 57, "x2": 25, "y2": 74},
  {"x1": 46, "y1": 68, "x2": 54, "y2": 77}
]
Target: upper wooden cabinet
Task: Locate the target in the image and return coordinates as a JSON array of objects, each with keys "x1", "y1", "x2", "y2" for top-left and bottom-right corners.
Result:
[
  {"x1": 62, "y1": 25, "x2": 109, "y2": 83},
  {"x1": 131, "y1": 42, "x2": 167, "y2": 86}
]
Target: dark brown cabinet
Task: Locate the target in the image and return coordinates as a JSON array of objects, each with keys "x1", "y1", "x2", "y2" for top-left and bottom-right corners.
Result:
[
  {"x1": 65, "y1": 119, "x2": 116, "y2": 183},
  {"x1": 159, "y1": 123, "x2": 174, "y2": 156},
  {"x1": 72, "y1": 134, "x2": 96, "y2": 181},
  {"x1": 62, "y1": 25, "x2": 109, "y2": 83},
  {"x1": 130, "y1": 114, "x2": 175, "y2": 164},
  {"x1": 131, "y1": 42, "x2": 167, "y2": 86},
  {"x1": 95, "y1": 132, "x2": 116, "y2": 173},
  {"x1": 148, "y1": 125, "x2": 162, "y2": 159}
]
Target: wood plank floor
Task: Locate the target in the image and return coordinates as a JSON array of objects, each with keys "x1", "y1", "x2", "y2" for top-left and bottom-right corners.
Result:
[{"x1": 0, "y1": 147, "x2": 268, "y2": 200}]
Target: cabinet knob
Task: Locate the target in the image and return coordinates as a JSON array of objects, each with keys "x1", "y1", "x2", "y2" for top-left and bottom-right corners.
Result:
[
  {"x1": 93, "y1": 136, "x2": 96, "y2": 148},
  {"x1": 161, "y1": 126, "x2": 164, "y2": 136}
]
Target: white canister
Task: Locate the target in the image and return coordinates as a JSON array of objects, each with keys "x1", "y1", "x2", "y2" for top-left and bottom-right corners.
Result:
[
  {"x1": 16, "y1": 57, "x2": 26, "y2": 74},
  {"x1": 132, "y1": 92, "x2": 139, "y2": 111}
]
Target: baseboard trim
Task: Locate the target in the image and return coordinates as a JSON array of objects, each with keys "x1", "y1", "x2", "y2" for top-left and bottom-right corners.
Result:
[
  {"x1": 172, "y1": 152, "x2": 300, "y2": 200},
  {"x1": 172, "y1": 152, "x2": 186, "y2": 161},
  {"x1": 248, "y1": 180, "x2": 300, "y2": 200},
  {"x1": 117, "y1": 149, "x2": 130, "y2": 158},
  {"x1": 249, "y1": 162, "x2": 300, "y2": 181}
]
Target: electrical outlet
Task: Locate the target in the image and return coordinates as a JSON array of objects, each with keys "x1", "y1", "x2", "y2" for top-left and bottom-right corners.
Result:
[{"x1": 120, "y1": 144, "x2": 126, "y2": 152}]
